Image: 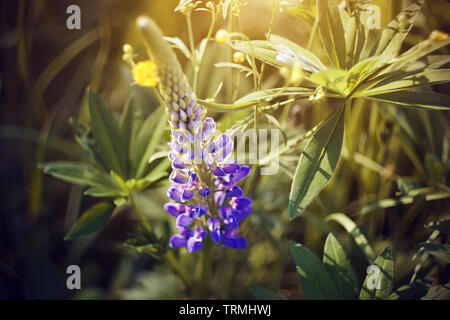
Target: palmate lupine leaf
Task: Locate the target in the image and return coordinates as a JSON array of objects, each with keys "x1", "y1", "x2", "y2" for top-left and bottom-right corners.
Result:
[
  {"x1": 289, "y1": 103, "x2": 345, "y2": 219},
  {"x1": 323, "y1": 233, "x2": 359, "y2": 300},
  {"x1": 359, "y1": 247, "x2": 393, "y2": 300},
  {"x1": 290, "y1": 241, "x2": 340, "y2": 300}
]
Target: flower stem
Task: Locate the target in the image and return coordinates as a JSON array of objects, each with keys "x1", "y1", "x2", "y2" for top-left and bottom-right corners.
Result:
[
  {"x1": 166, "y1": 250, "x2": 192, "y2": 286},
  {"x1": 199, "y1": 237, "x2": 213, "y2": 297}
]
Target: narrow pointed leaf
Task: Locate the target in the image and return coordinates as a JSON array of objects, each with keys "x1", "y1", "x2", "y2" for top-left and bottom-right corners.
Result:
[
  {"x1": 359, "y1": 247, "x2": 393, "y2": 300},
  {"x1": 325, "y1": 213, "x2": 375, "y2": 263},
  {"x1": 88, "y1": 91, "x2": 127, "y2": 177},
  {"x1": 65, "y1": 202, "x2": 115, "y2": 240},
  {"x1": 289, "y1": 104, "x2": 345, "y2": 219},
  {"x1": 426, "y1": 219, "x2": 450, "y2": 235},
  {"x1": 42, "y1": 161, "x2": 114, "y2": 188},
  {"x1": 317, "y1": 0, "x2": 346, "y2": 68},
  {"x1": 290, "y1": 241, "x2": 339, "y2": 300},
  {"x1": 420, "y1": 243, "x2": 450, "y2": 263},
  {"x1": 367, "y1": 91, "x2": 450, "y2": 110},
  {"x1": 374, "y1": 0, "x2": 424, "y2": 57},
  {"x1": 323, "y1": 233, "x2": 358, "y2": 300}
]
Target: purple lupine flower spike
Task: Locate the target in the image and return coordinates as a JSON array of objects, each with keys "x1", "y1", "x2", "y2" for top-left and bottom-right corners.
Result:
[{"x1": 138, "y1": 17, "x2": 252, "y2": 252}]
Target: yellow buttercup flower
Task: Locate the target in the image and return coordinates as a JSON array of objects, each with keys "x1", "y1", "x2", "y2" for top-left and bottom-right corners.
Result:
[{"x1": 132, "y1": 60, "x2": 159, "y2": 87}]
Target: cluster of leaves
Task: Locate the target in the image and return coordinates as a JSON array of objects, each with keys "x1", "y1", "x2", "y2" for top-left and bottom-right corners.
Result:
[
  {"x1": 205, "y1": 0, "x2": 450, "y2": 221},
  {"x1": 42, "y1": 91, "x2": 169, "y2": 250},
  {"x1": 227, "y1": 0, "x2": 450, "y2": 299},
  {"x1": 252, "y1": 215, "x2": 450, "y2": 300}
]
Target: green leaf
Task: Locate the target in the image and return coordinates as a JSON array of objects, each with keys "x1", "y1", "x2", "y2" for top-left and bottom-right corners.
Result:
[
  {"x1": 374, "y1": 0, "x2": 424, "y2": 57},
  {"x1": 65, "y1": 202, "x2": 115, "y2": 240},
  {"x1": 290, "y1": 241, "x2": 340, "y2": 300},
  {"x1": 198, "y1": 98, "x2": 258, "y2": 113},
  {"x1": 310, "y1": 69, "x2": 350, "y2": 96},
  {"x1": 422, "y1": 283, "x2": 450, "y2": 300},
  {"x1": 420, "y1": 243, "x2": 450, "y2": 263},
  {"x1": 84, "y1": 185, "x2": 126, "y2": 198},
  {"x1": 88, "y1": 91, "x2": 127, "y2": 177},
  {"x1": 268, "y1": 34, "x2": 326, "y2": 71},
  {"x1": 367, "y1": 91, "x2": 450, "y2": 110},
  {"x1": 280, "y1": 3, "x2": 315, "y2": 25},
  {"x1": 359, "y1": 192, "x2": 450, "y2": 216},
  {"x1": 235, "y1": 87, "x2": 314, "y2": 105},
  {"x1": 133, "y1": 107, "x2": 167, "y2": 179},
  {"x1": 426, "y1": 219, "x2": 450, "y2": 235},
  {"x1": 232, "y1": 40, "x2": 288, "y2": 70},
  {"x1": 317, "y1": 0, "x2": 346, "y2": 68},
  {"x1": 323, "y1": 233, "x2": 358, "y2": 300},
  {"x1": 289, "y1": 104, "x2": 345, "y2": 219},
  {"x1": 248, "y1": 284, "x2": 284, "y2": 300},
  {"x1": 364, "y1": 69, "x2": 450, "y2": 96},
  {"x1": 232, "y1": 38, "x2": 324, "y2": 74},
  {"x1": 215, "y1": 62, "x2": 253, "y2": 75},
  {"x1": 389, "y1": 279, "x2": 431, "y2": 300},
  {"x1": 359, "y1": 247, "x2": 393, "y2": 300},
  {"x1": 42, "y1": 161, "x2": 114, "y2": 188},
  {"x1": 325, "y1": 213, "x2": 375, "y2": 263},
  {"x1": 120, "y1": 99, "x2": 143, "y2": 178},
  {"x1": 310, "y1": 57, "x2": 382, "y2": 97},
  {"x1": 164, "y1": 36, "x2": 191, "y2": 59}
]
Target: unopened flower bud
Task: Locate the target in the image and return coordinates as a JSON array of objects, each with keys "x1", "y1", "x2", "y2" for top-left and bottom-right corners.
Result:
[
  {"x1": 233, "y1": 51, "x2": 246, "y2": 64},
  {"x1": 215, "y1": 29, "x2": 229, "y2": 44},
  {"x1": 429, "y1": 30, "x2": 449, "y2": 43}
]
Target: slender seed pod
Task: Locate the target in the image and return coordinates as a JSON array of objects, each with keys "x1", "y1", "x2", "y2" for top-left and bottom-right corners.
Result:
[{"x1": 137, "y1": 16, "x2": 204, "y2": 133}]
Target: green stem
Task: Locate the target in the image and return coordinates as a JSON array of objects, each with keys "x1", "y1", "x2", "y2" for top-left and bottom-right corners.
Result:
[
  {"x1": 307, "y1": 14, "x2": 319, "y2": 51},
  {"x1": 199, "y1": 238, "x2": 213, "y2": 297},
  {"x1": 166, "y1": 250, "x2": 192, "y2": 286},
  {"x1": 130, "y1": 192, "x2": 192, "y2": 286}
]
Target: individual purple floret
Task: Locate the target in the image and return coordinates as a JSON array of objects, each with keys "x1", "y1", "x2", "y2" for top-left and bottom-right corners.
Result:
[{"x1": 165, "y1": 117, "x2": 252, "y2": 252}]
